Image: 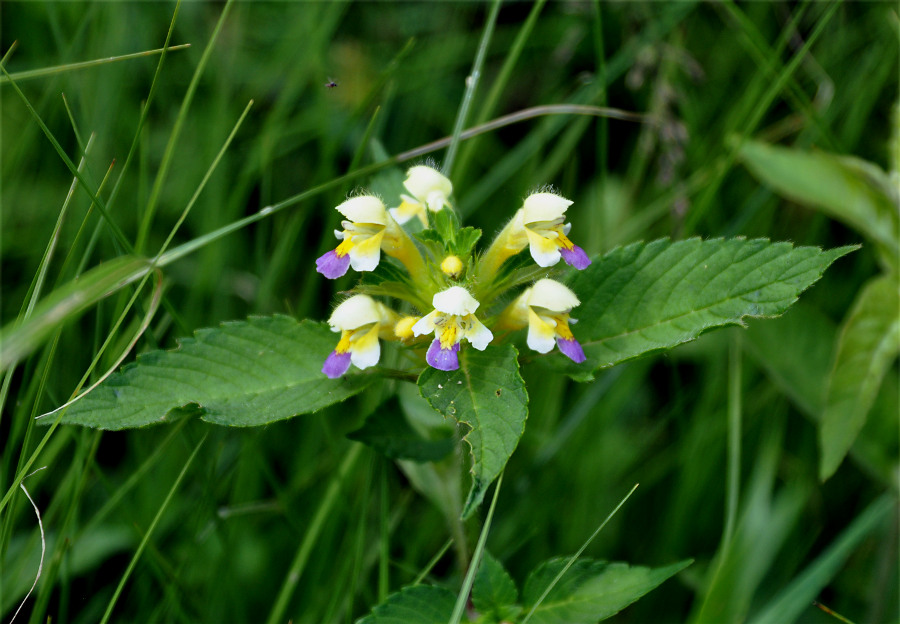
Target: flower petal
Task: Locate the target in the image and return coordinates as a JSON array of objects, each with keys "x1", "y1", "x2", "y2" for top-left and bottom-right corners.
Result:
[
  {"x1": 526, "y1": 309, "x2": 557, "y2": 353},
  {"x1": 329, "y1": 295, "x2": 381, "y2": 330},
  {"x1": 426, "y1": 339, "x2": 460, "y2": 371},
  {"x1": 432, "y1": 286, "x2": 479, "y2": 316},
  {"x1": 527, "y1": 279, "x2": 580, "y2": 312},
  {"x1": 522, "y1": 192, "x2": 572, "y2": 224},
  {"x1": 463, "y1": 316, "x2": 493, "y2": 350},
  {"x1": 411, "y1": 310, "x2": 440, "y2": 337},
  {"x1": 560, "y1": 245, "x2": 591, "y2": 270},
  {"x1": 404, "y1": 166, "x2": 452, "y2": 204},
  {"x1": 556, "y1": 337, "x2": 586, "y2": 363},
  {"x1": 322, "y1": 351, "x2": 352, "y2": 378},
  {"x1": 335, "y1": 196, "x2": 388, "y2": 225},
  {"x1": 350, "y1": 325, "x2": 381, "y2": 369},
  {"x1": 389, "y1": 196, "x2": 425, "y2": 226},
  {"x1": 347, "y1": 230, "x2": 385, "y2": 272},
  {"x1": 525, "y1": 229, "x2": 562, "y2": 267},
  {"x1": 315, "y1": 249, "x2": 351, "y2": 279}
]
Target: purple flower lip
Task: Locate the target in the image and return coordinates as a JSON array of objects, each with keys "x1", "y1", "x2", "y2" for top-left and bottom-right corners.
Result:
[
  {"x1": 316, "y1": 250, "x2": 351, "y2": 279},
  {"x1": 322, "y1": 350, "x2": 352, "y2": 378},
  {"x1": 556, "y1": 337, "x2": 586, "y2": 363},
  {"x1": 426, "y1": 339, "x2": 460, "y2": 371},
  {"x1": 560, "y1": 245, "x2": 591, "y2": 270}
]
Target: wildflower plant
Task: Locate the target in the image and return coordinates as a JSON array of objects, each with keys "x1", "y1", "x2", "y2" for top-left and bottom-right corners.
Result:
[{"x1": 42, "y1": 159, "x2": 856, "y2": 519}]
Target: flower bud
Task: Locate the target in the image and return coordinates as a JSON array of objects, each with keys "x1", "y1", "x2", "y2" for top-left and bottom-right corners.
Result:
[{"x1": 440, "y1": 255, "x2": 464, "y2": 279}]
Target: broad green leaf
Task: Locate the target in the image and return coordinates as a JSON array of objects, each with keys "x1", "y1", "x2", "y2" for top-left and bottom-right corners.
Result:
[
  {"x1": 819, "y1": 274, "x2": 900, "y2": 480},
  {"x1": 522, "y1": 558, "x2": 692, "y2": 623},
  {"x1": 419, "y1": 344, "x2": 528, "y2": 518},
  {"x1": 472, "y1": 551, "x2": 520, "y2": 622},
  {"x1": 348, "y1": 396, "x2": 454, "y2": 462},
  {"x1": 737, "y1": 139, "x2": 899, "y2": 270},
  {"x1": 0, "y1": 255, "x2": 152, "y2": 372},
  {"x1": 53, "y1": 316, "x2": 372, "y2": 430},
  {"x1": 357, "y1": 585, "x2": 456, "y2": 624},
  {"x1": 558, "y1": 238, "x2": 855, "y2": 381}
]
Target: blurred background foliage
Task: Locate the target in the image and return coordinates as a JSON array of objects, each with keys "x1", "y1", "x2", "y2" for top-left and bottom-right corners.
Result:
[{"x1": 0, "y1": 2, "x2": 897, "y2": 623}]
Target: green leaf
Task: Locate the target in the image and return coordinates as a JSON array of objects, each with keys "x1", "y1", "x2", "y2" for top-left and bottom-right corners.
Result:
[
  {"x1": 357, "y1": 585, "x2": 457, "y2": 624},
  {"x1": 348, "y1": 396, "x2": 455, "y2": 462},
  {"x1": 53, "y1": 316, "x2": 373, "y2": 430},
  {"x1": 522, "y1": 558, "x2": 692, "y2": 623},
  {"x1": 0, "y1": 255, "x2": 152, "y2": 372},
  {"x1": 451, "y1": 227, "x2": 483, "y2": 257},
  {"x1": 472, "y1": 552, "x2": 521, "y2": 622},
  {"x1": 432, "y1": 207, "x2": 461, "y2": 245},
  {"x1": 418, "y1": 344, "x2": 528, "y2": 519},
  {"x1": 819, "y1": 274, "x2": 900, "y2": 480},
  {"x1": 558, "y1": 238, "x2": 855, "y2": 381},
  {"x1": 737, "y1": 138, "x2": 899, "y2": 270}
]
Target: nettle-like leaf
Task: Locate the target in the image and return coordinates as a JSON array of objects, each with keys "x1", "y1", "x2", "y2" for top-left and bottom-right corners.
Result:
[
  {"x1": 819, "y1": 274, "x2": 900, "y2": 480},
  {"x1": 52, "y1": 316, "x2": 372, "y2": 430},
  {"x1": 418, "y1": 344, "x2": 528, "y2": 519},
  {"x1": 472, "y1": 551, "x2": 521, "y2": 622},
  {"x1": 356, "y1": 585, "x2": 456, "y2": 624},
  {"x1": 551, "y1": 238, "x2": 855, "y2": 381},
  {"x1": 521, "y1": 558, "x2": 692, "y2": 624}
]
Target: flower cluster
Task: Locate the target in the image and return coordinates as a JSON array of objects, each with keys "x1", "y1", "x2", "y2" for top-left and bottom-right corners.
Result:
[{"x1": 315, "y1": 165, "x2": 591, "y2": 377}]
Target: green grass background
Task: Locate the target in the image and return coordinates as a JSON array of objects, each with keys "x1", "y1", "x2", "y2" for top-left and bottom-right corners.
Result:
[{"x1": 1, "y1": 2, "x2": 897, "y2": 622}]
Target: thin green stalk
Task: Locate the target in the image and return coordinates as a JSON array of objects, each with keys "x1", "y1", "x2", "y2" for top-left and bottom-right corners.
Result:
[
  {"x1": 449, "y1": 473, "x2": 503, "y2": 624},
  {"x1": 99, "y1": 433, "x2": 208, "y2": 624},
  {"x1": 0, "y1": 44, "x2": 190, "y2": 85},
  {"x1": 687, "y1": 0, "x2": 838, "y2": 231},
  {"x1": 724, "y1": 333, "x2": 742, "y2": 549},
  {"x1": 135, "y1": 0, "x2": 234, "y2": 253},
  {"x1": 104, "y1": 2, "x2": 182, "y2": 216},
  {"x1": 521, "y1": 483, "x2": 640, "y2": 624},
  {"x1": 454, "y1": 0, "x2": 547, "y2": 183},
  {"x1": 155, "y1": 99, "x2": 254, "y2": 258},
  {"x1": 443, "y1": 0, "x2": 502, "y2": 177},
  {"x1": 265, "y1": 443, "x2": 364, "y2": 624},
  {"x1": 412, "y1": 539, "x2": 454, "y2": 586},
  {"x1": 379, "y1": 459, "x2": 390, "y2": 602}
]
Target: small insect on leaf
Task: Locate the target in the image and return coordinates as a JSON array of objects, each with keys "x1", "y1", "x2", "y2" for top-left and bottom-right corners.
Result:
[{"x1": 325, "y1": 79, "x2": 338, "y2": 88}]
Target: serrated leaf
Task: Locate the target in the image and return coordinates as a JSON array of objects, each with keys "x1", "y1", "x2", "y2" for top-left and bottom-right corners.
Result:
[
  {"x1": 418, "y1": 345, "x2": 528, "y2": 518},
  {"x1": 522, "y1": 558, "x2": 692, "y2": 624},
  {"x1": 432, "y1": 207, "x2": 461, "y2": 244},
  {"x1": 556, "y1": 238, "x2": 855, "y2": 380},
  {"x1": 737, "y1": 139, "x2": 899, "y2": 270},
  {"x1": 356, "y1": 585, "x2": 456, "y2": 624},
  {"x1": 53, "y1": 316, "x2": 373, "y2": 430},
  {"x1": 451, "y1": 227, "x2": 482, "y2": 257},
  {"x1": 348, "y1": 396, "x2": 454, "y2": 462},
  {"x1": 819, "y1": 274, "x2": 900, "y2": 480},
  {"x1": 472, "y1": 551, "x2": 520, "y2": 620}
]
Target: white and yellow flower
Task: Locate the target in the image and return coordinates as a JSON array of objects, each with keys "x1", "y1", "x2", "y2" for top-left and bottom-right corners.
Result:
[
  {"x1": 498, "y1": 278, "x2": 586, "y2": 363},
  {"x1": 478, "y1": 191, "x2": 591, "y2": 276},
  {"x1": 411, "y1": 286, "x2": 493, "y2": 371},
  {"x1": 389, "y1": 165, "x2": 453, "y2": 227},
  {"x1": 322, "y1": 295, "x2": 400, "y2": 378},
  {"x1": 316, "y1": 195, "x2": 424, "y2": 280}
]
